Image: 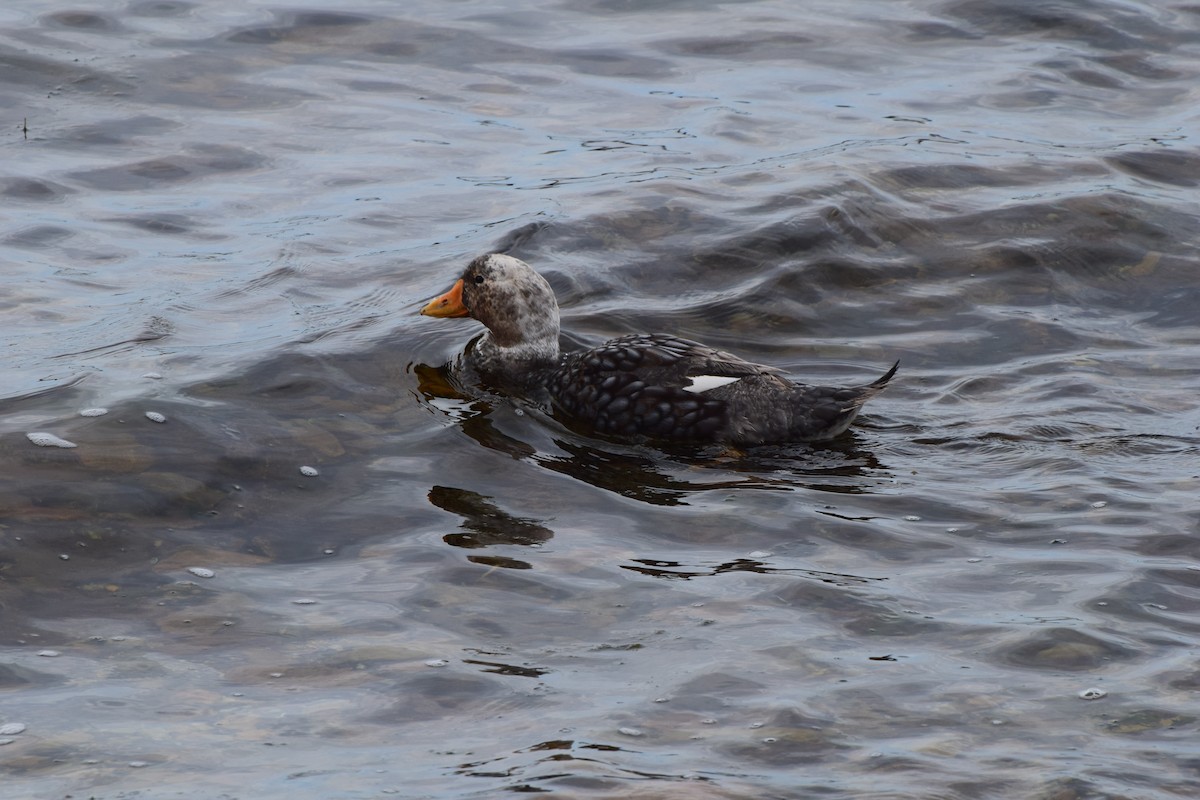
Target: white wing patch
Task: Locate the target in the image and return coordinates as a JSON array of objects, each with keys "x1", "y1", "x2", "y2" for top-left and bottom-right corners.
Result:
[{"x1": 683, "y1": 374, "x2": 742, "y2": 394}]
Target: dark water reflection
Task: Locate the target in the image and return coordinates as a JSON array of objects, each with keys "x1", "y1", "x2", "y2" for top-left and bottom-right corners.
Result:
[{"x1": 3, "y1": 0, "x2": 1200, "y2": 798}]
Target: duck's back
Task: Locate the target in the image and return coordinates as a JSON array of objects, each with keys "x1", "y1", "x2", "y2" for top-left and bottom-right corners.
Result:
[
  {"x1": 545, "y1": 333, "x2": 897, "y2": 445},
  {"x1": 546, "y1": 333, "x2": 788, "y2": 443}
]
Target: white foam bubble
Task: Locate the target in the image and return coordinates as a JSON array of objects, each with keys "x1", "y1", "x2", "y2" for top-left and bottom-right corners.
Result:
[{"x1": 26, "y1": 432, "x2": 77, "y2": 448}]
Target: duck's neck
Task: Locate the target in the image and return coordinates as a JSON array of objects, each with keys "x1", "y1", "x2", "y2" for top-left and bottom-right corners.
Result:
[
  {"x1": 470, "y1": 317, "x2": 562, "y2": 392},
  {"x1": 475, "y1": 331, "x2": 560, "y2": 368}
]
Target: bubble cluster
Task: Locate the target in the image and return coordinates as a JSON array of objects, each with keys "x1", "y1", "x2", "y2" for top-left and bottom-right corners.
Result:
[{"x1": 26, "y1": 432, "x2": 77, "y2": 448}]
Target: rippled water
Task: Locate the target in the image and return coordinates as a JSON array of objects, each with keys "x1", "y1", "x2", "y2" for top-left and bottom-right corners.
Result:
[{"x1": 3, "y1": 1, "x2": 1200, "y2": 798}]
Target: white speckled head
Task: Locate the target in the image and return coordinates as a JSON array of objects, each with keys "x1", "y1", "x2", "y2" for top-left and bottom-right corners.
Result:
[{"x1": 459, "y1": 253, "x2": 561, "y2": 362}]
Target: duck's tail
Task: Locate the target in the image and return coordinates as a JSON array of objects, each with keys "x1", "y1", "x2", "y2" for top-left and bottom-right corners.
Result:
[
  {"x1": 782, "y1": 361, "x2": 898, "y2": 442},
  {"x1": 868, "y1": 360, "x2": 900, "y2": 392},
  {"x1": 846, "y1": 359, "x2": 899, "y2": 411}
]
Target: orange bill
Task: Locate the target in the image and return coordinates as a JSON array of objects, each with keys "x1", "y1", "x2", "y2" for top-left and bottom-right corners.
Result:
[{"x1": 420, "y1": 278, "x2": 469, "y2": 318}]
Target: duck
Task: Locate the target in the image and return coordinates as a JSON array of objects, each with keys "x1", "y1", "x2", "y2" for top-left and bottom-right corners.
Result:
[{"x1": 420, "y1": 253, "x2": 897, "y2": 446}]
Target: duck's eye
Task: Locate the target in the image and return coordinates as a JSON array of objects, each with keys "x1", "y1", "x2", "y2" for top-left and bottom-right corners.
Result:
[{"x1": 473, "y1": 274, "x2": 485, "y2": 285}]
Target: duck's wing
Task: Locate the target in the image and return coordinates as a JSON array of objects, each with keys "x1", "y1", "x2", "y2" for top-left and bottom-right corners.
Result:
[
  {"x1": 579, "y1": 333, "x2": 786, "y2": 388},
  {"x1": 546, "y1": 334, "x2": 785, "y2": 442}
]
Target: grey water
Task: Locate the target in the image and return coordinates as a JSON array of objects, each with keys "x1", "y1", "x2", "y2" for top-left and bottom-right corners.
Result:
[{"x1": 2, "y1": 1, "x2": 1199, "y2": 798}]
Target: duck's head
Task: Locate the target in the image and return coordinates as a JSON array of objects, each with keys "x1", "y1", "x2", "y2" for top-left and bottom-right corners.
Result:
[{"x1": 421, "y1": 253, "x2": 561, "y2": 354}]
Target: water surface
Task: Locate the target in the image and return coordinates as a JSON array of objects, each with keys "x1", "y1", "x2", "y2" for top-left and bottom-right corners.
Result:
[{"x1": 2, "y1": 1, "x2": 1200, "y2": 798}]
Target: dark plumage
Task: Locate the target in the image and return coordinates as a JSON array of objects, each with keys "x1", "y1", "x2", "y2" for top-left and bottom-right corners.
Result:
[{"x1": 420, "y1": 254, "x2": 896, "y2": 446}]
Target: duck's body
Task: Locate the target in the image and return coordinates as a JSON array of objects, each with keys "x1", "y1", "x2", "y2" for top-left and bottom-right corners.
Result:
[{"x1": 421, "y1": 254, "x2": 896, "y2": 446}]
